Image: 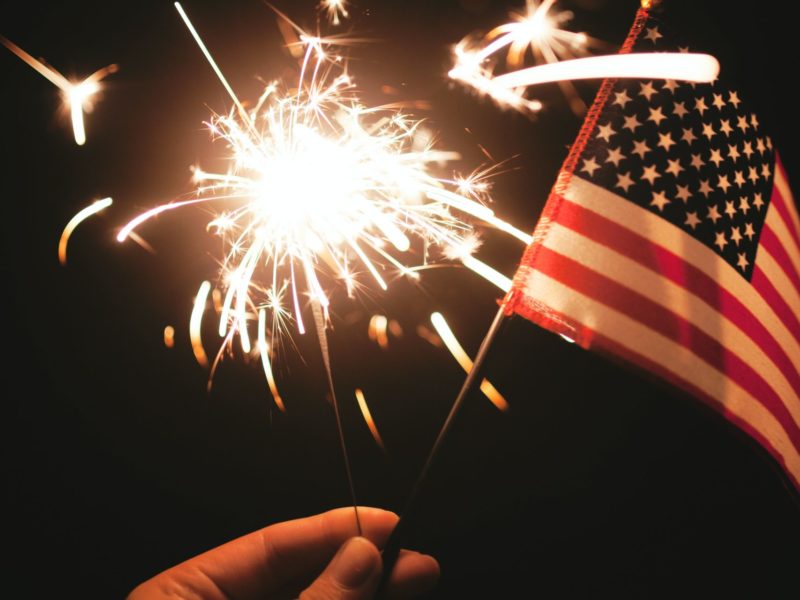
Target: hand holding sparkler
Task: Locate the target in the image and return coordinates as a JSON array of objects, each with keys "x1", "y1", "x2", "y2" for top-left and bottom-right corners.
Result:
[{"x1": 127, "y1": 507, "x2": 439, "y2": 600}]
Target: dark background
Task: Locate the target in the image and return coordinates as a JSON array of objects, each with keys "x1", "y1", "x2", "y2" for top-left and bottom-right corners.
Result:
[{"x1": 4, "y1": 0, "x2": 800, "y2": 597}]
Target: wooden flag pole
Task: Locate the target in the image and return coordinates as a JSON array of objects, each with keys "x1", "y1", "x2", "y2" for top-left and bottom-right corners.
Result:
[{"x1": 378, "y1": 305, "x2": 508, "y2": 592}]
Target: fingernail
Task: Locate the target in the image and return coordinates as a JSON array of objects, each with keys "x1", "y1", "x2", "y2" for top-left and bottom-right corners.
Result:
[{"x1": 330, "y1": 537, "x2": 380, "y2": 589}]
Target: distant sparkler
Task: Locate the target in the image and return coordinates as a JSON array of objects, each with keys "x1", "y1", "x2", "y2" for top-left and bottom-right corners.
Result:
[
  {"x1": 320, "y1": 0, "x2": 349, "y2": 26},
  {"x1": 449, "y1": 0, "x2": 718, "y2": 113},
  {"x1": 118, "y1": 3, "x2": 529, "y2": 411},
  {"x1": 1, "y1": 36, "x2": 116, "y2": 145}
]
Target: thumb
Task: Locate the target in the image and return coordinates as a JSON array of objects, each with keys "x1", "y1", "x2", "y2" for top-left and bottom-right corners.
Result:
[{"x1": 300, "y1": 537, "x2": 383, "y2": 600}]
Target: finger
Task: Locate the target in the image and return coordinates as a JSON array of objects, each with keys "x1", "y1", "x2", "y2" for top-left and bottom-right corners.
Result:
[
  {"x1": 299, "y1": 537, "x2": 382, "y2": 600},
  {"x1": 383, "y1": 550, "x2": 440, "y2": 599},
  {"x1": 131, "y1": 507, "x2": 397, "y2": 599}
]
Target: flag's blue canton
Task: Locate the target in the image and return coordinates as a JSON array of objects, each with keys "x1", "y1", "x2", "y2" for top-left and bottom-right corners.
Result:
[{"x1": 577, "y1": 17, "x2": 776, "y2": 280}]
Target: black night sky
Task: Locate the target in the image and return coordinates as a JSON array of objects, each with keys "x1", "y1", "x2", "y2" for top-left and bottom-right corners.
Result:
[{"x1": 4, "y1": 1, "x2": 800, "y2": 597}]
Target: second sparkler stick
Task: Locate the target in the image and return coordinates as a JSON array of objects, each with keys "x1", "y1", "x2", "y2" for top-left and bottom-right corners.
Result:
[{"x1": 379, "y1": 305, "x2": 509, "y2": 589}]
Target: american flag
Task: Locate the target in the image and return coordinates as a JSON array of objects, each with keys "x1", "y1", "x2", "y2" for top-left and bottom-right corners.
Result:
[{"x1": 504, "y1": 7, "x2": 800, "y2": 491}]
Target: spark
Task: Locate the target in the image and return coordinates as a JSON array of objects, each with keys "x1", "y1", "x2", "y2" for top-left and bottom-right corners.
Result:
[
  {"x1": 417, "y1": 324, "x2": 443, "y2": 348},
  {"x1": 388, "y1": 319, "x2": 402, "y2": 338},
  {"x1": 258, "y1": 308, "x2": 286, "y2": 412},
  {"x1": 58, "y1": 197, "x2": 113, "y2": 265},
  {"x1": 320, "y1": 0, "x2": 349, "y2": 26},
  {"x1": 1, "y1": 35, "x2": 117, "y2": 145},
  {"x1": 368, "y1": 315, "x2": 390, "y2": 349},
  {"x1": 190, "y1": 281, "x2": 212, "y2": 367},
  {"x1": 164, "y1": 325, "x2": 176, "y2": 348},
  {"x1": 430, "y1": 312, "x2": 508, "y2": 411},
  {"x1": 444, "y1": 234, "x2": 513, "y2": 292},
  {"x1": 449, "y1": 0, "x2": 718, "y2": 113},
  {"x1": 355, "y1": 388, "x2": 385, "y2": 450},
  {"x1": 118, "y1": 4, "x2": 528, "y2": 369},
  {"x1": 127, "y1": 231, "x2": 157, "y2": 254}
]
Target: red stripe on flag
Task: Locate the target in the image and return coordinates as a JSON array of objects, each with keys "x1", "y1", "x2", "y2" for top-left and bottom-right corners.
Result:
[
  {"x1": 758, "y1": 225, "x2": 800, "y2": 297},
  {"x1": 533, "y1": 244, "x2": 800, "y2": 454},
  {"x1": 547, "y1": 197, "x2": 800, "y2": 390},
  {"x1": 751, "y1": 265, "x2": 800, "y2": 340}
]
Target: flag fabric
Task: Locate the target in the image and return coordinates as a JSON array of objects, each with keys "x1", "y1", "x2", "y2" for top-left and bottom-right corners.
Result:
[{"x1": 503, "y1": 7, "x2": 800, "y2": 491}]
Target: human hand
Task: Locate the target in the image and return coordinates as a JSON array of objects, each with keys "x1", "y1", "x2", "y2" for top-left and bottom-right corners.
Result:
[{"x1": 128, "y1": 507, "x2": 439, "y2": 599}]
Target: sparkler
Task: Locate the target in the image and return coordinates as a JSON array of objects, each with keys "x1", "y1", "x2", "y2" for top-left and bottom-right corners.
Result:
[
  {"x1": 1, "y1": 36, "x2": 116, "y2": 145},
  {"x1": 449, "y1": 0, "x2": 719, "y2": 113},
  {"x1": 118, "y1": 4, "x2": 530, "y2": 391}
]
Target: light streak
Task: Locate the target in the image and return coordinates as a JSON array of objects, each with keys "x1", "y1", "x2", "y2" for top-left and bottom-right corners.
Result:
[
  {"x1": 355, "y1": 388, "x2": 385, "y2": 450},
  {"x1": 490, "y1": 53, "x2": 720, "y2": 89},
  {"x1": 1, "y1": 35, "x2": 117, "y2": 145},
  {"x1": 430, "y1": 312, "x2": 508, "y2": 411},
  {"x1": 190, "y1": 281, "x2": 212, "y2": 367},
  {"x1": 258, "y1": 308, "x2": 286, "y2": 411},
  {"x1": 58, "y1": 197, "x2": 113, "y2": 265}
]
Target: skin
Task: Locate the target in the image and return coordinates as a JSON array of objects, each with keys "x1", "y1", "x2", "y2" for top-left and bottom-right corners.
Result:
[{"x1": 128, "y1": 507, "x2": 439, "y2": 600}]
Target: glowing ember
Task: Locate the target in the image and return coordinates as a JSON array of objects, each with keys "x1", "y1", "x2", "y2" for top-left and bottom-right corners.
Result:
[
  {"x1": 355, "y1": 388, "x2": 385, "y2": 450},
  {"x1": 369, "y1": 315, "x2": 391, "y2": 349},
  {"x1": 163, "y1": 325, "x2": 176, "y2": 348}
]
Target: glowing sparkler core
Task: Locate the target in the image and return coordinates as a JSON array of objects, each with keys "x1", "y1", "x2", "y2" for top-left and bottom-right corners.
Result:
[
  {"x1": 449, "y1": 0, "x2": 588, "y2": 113},
  {"x1": 449, "y1": 0, "x2": 719, "y2": 113},
  {"x1": 118, "y1": 5, "x2": 530, "y2": 385},
  {"x1": 1, "y1": 35, "x2": 116, "y2": 145}
]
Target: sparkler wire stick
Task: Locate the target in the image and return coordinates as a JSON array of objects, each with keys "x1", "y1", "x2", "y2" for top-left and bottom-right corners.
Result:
[
  {"x1": 312, "y1": 301, "x2": 363, "y2": 536},
  {"x1": 378, "y1": 306, "x2": 508, "y2": 589}
]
